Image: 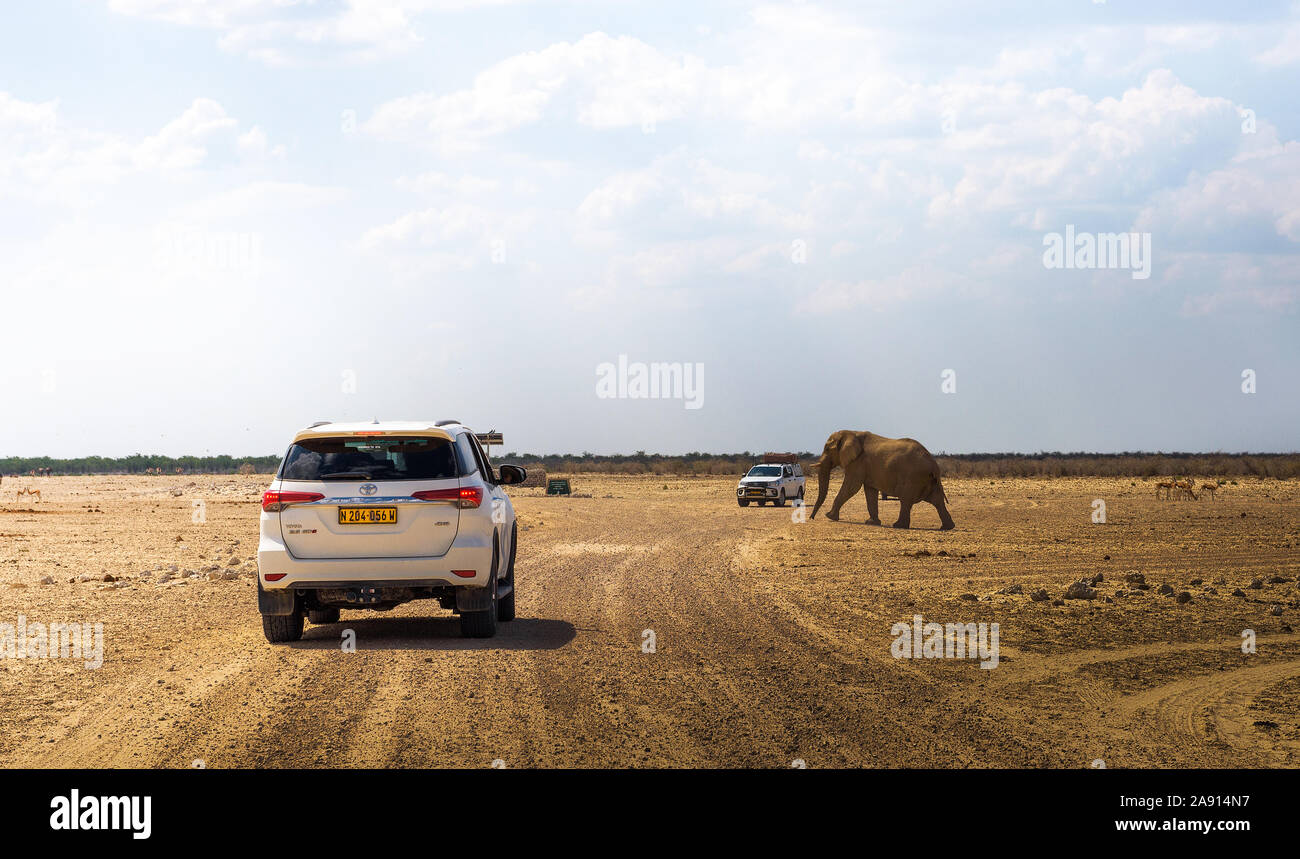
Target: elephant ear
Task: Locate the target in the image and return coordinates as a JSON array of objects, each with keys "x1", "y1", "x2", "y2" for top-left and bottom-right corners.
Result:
[{"x1": 837, "y1": 432, "x2": 865, "y2": 469}]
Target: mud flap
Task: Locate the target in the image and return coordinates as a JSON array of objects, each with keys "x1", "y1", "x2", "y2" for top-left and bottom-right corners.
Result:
[
  {"x1": 455, "y1": 586, "x2": 493, "y2": 613},
  {"x1": 258, "y1": 581, "x2": 298, "y2": 616}
]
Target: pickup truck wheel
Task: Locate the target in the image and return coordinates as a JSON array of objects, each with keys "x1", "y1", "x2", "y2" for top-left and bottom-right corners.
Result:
[
  {"x1": 262, "y1": 609, "x2": 304, "y2": 643},
  {"x1": 308, "y1": 608, "x2": 340, "y2": 625},
  {"x1": 775, "y1": 490, "x2": 787, "y2": 507},
  {"x1": 798, "y1": 486, "x2": 805, "y2": 499},
  {"x1": 497, "y1": 523, "x2": 517, "y2": 622},
  {"x1": 461, "y1": 544, "x2": 500, "y2": 638},
  {"x1": 738, "y1": 499, "x2": 750, "y2": 507}
]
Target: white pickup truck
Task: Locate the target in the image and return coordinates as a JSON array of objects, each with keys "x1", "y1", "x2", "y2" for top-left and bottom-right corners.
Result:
[{"x1": 736, "y1": 456, "x2": 805, "y2": 507}]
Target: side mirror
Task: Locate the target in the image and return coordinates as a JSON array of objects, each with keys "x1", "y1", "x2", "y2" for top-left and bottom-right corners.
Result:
[{"x1": 497, "y1": 464, "x2": 527, "y2": 486}]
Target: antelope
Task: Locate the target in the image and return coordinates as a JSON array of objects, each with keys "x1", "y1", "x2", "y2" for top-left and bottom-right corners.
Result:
[
  {"x1": 1155, "y1": 479, "x2": 1175, "y2": 499},
  {"x1": 16, "y1": 487, "x2": 40, "y2": 502},
  {"x1": 1173, "y1": 479, "x2": 1198, "y2": 501},
  {"x1": 1200, "y1": 481, "x2": 1218, "y2": 500}
]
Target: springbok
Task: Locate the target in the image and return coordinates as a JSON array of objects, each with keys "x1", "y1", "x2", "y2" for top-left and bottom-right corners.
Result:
[
  {"x1": 16, "y1": 487, "x2": 40, "y2": 502},
  {"x1": 1200, "y1": 482, "x2": 1218, "y2": 500},
  {"x1": 1155, "y1": 479, "x2": 1175, "y2": 499}
]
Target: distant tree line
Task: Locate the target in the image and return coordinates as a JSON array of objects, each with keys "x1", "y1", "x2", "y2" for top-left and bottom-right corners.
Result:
[
  {"x1": 929, "y1": 452, "x2": 1300, "y2": 479},
  {"x1": 0, "y1": 454, "x2": 281, "y2": 476},
  {"x1": 2, "y1": 451, "x2": 1297, "y2": 479},
  {"x1": 502, "y1": 451, "x2": 1300, "y2": 479}
]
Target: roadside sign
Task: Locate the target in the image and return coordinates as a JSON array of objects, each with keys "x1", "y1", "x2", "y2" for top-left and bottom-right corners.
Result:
[
  {"x1": 475, "y1": 432, "x2": 503, "y2": 457},
  {"x1": 546, "y1": 478, "x2": 571, "y2": 496}
]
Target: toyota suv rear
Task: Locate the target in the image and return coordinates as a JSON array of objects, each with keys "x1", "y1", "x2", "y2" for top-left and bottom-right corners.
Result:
[{"x1": 257, "y1": 420, "x2": 524, "y2": 642}]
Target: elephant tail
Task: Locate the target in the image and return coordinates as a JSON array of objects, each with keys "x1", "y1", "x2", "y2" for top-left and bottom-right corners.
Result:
[{"x1": 927, "y1": 465, "x2": 948, "y2": 504}]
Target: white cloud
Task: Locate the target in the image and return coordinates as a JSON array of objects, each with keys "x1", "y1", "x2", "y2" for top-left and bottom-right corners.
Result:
[
  {"x1": 0, "y1": 93, "x2": 283, "y2": 205},
  {"x1": 795, "y1": 264, "x2": 975, "y2": 315},
  {"x1": 925, "y1": 71, "x2": 1242, "y2": 222},
  {"x1": 1136, "y1": 135, "x2": 1300, "y2": 245},
  {"x1": 576, "y1": 149, "x2": 805, "y2": 244},
  {"x1": 365, "y1": 32, "x2": 702, "y2": 152},
  {"x1": 177, "y1": 181, "x2": 348, "y2": 221},
  {"x1": 396, "y1": 171, "x2": 502, "y2": 196},
  {"x1": 105, "y1": 0, "x2": 535, "y2": 65},
  {"x1": 1257, "y1": 22, "x2": 1300, "y2": 66}
]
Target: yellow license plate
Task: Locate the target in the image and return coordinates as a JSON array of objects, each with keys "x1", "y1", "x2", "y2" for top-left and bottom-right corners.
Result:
[{"x1": 338, "y1": 507, "x2": 398, "y2": 525}]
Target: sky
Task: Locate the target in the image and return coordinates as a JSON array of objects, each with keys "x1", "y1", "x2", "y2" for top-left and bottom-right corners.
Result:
[{"x1": 0, "y1": 0, "x2": 1297, "y2": 458}]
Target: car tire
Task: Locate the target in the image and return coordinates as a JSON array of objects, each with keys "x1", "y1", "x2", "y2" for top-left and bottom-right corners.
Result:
[
  {"x1": 798, "y1": 486, "x2": 805, "y2": 500},
  {"x1": 497, "y1": 523, "x2": 517, "y2": 622},
  {"x1": 262, "y1": 610, "x2": 303, "y2": 643},
  {"x1": 776, "y1": 490, "x2": 787, "y2": 507},
  {"x1": 308, "y1": 608, "x2": 340, "y2": 625},
  {"x1": 461, "y1": 543, "x2": 499, "y2": 638},
  {"x1": 738, "y1": 499, "x2": 749, "y2": 507}
]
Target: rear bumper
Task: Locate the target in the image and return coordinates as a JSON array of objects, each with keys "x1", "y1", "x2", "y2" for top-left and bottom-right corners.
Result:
[{"x1": 257, "y1": 536, "x2": 492, "y2": 589}]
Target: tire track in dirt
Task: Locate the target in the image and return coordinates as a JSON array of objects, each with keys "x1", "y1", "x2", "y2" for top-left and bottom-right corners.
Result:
[{"x1": 1110, "y1": 658, "x2": 1300, "y2": 765}]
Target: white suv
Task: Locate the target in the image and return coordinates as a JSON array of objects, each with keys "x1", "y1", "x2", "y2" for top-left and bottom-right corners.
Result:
[
  {"x1": 256, "y1": 420, "x2": 524, "y2": 642},
  {"x1": 736, "y1": 460, "x2": 805, "y2": 507}
]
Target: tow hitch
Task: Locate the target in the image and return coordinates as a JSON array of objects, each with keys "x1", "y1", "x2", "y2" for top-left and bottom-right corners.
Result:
[{"x1": 348, "y1": 586, "x2": 382, "y2": 605}]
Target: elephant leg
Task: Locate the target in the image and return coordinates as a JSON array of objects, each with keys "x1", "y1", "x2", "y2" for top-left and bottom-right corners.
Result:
[
  {"x1": 932, "y1": 497, "x2": 955, "y2": 530},
  {"x1": 893, "y1": 499, "x2": 913, "y2": 529},
  {"x1": 827, "y1": 472, "x2": 864, "y2": 521},
  {"x1": 863, "y1": 485, "x2": 881, "y2": 525},
  {"x1": 926, "y1": 483, "x2": 955, "y2": 530}
]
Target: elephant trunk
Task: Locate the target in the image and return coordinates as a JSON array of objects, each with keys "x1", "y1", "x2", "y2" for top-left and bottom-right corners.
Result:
[{"x1": 809, "y1": 455, "x2": 834, "y2": 519}]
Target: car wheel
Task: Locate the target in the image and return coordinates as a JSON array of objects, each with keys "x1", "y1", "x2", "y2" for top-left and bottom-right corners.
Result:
[
  {"x1": 497, "y1": 523, "x2": 517, "y2": 622},
  {"x1": 262, "y1": 609, "x2": 303, "y2": 643},
  {"x1": 308, "y1": 607, "x2": 340, "y2": 625},
  {"x1": 776, "y1": 489, "x2": 787, "y2": 507},
  {"x1": 738, "y1": 499, "x2": 749, "y2": 507},
  {"x1": 461, "y1": 543, "x2": 499, "y2": 638},
  {"x1": 798, "y1": 485, "x2": 805, "y2": 500}
]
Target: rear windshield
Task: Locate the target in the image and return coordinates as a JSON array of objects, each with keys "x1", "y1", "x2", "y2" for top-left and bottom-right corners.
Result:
[{"x1": 279, "y1": 436, "x2": 458, "y2": 481}]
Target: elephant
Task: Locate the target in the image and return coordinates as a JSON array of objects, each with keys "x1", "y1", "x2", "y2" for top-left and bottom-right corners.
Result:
[{"x1": 809, "y1": 429, "x2": 955, "y2": 530}]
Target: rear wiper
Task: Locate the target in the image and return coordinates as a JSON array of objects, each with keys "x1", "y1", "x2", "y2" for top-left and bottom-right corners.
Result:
[{"x1": 321, "y1": 471, "x2": 372, "y2": 481}]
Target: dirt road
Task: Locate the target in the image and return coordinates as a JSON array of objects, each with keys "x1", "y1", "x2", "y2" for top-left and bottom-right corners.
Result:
[{"x1": 1, "y1": 474, "x2": 1297, "y2": 767}]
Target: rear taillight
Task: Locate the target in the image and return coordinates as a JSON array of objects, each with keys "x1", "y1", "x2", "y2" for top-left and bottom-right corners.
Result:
[
  {"x1": 411, "y1": 487, "x2": 483, "y2": 508},
  {"x1": 262, "y1": 490, "x2": 324, "y2": 512}
]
